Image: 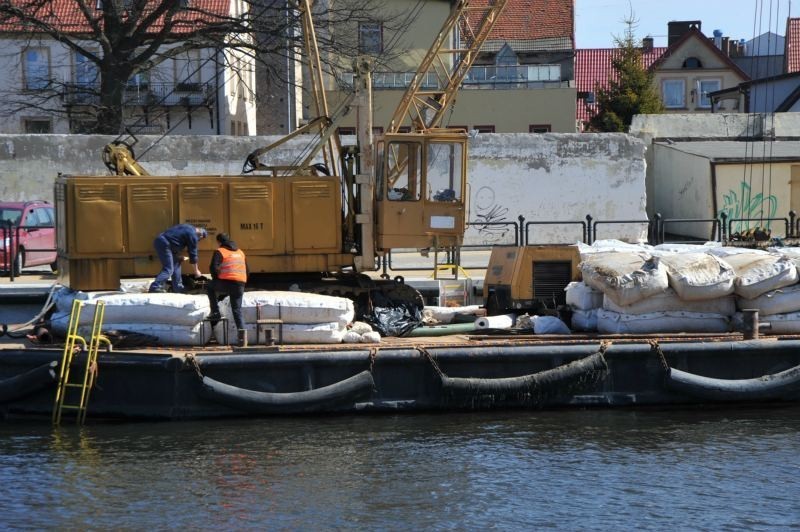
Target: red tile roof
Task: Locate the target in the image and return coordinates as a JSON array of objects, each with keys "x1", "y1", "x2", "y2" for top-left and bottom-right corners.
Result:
[
  {"x1": 574, "y1": 47, "x2": 666, "y2": 126},
  {"x1": 464, "y1": 0, "x2": 573, "y2": 46},
  {"x1": 0, "y1": 0, "x2": 231, "y2": 34},
  {"x1": 786, "y1": 17, "x2": 800, "y2": 73}
]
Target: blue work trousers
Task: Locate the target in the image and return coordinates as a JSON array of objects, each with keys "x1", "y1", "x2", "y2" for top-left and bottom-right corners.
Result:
[{"x1": 152, "y1": 235, "x2": 184, "y2": 292}]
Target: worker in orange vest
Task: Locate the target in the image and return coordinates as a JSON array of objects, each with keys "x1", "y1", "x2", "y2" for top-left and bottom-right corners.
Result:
[{"x1": 206, "y1": 232, "x2": 249, "y2": 346}]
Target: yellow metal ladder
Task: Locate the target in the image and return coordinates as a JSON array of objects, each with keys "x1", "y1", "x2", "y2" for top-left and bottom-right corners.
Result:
[{"x1": 53, "y1": 299, "x2": 111, "y2": 426}]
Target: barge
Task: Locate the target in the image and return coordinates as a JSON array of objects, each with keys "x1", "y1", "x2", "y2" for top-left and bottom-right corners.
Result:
[{"x1": 2, "y1": 330, "x2": 800, "y2": 421}]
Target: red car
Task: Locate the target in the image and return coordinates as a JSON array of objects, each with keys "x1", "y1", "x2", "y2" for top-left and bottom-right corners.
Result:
[{"x1": 0, "y1": 200, "x2": 57, "y2": 275}]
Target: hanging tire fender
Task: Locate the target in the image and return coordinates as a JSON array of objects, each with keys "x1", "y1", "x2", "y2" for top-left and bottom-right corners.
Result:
[
  {"x1": 0, "y1": 361, "x2": 59, "y2": 403},
  {"x1": 197, "y1": 370, "x2": 375, "y2": 414},
  {"x1": 666, "y1": 363, "x2": 800, "y2": 401}
]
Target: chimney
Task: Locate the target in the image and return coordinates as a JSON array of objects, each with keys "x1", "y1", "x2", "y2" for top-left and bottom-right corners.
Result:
[
  {"x1": 713, "y1": 29, "x2": 723, "y2": 48},
  {"x1": 642, "y1": 36, "x2": 654, "y2": 52},
  {"x1": 668, "y1": 20, "x2": 702, "y2": 46}
]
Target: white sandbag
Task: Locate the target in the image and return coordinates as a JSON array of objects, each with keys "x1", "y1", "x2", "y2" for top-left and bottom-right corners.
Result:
[
  {"x1": 234, "y1": 291, "x2": 354, "y2": 326},
  {"x1": 422, "y1": 305, "x2": 484, "y2": 324},
  {"x1": 350, "y1": 321, "x2": 373, "y2": 334},
  {"x1": 659, "y1": 252, "x2": 735, "y2": 301},
  {"x1": 575, "y1": 240, "x2": 651, "y2": 260},
  {"x1": 706, "y1": 246, "x2": 771, "y2": 258},
  {"x1": 570, "y1": 309, "x2": 597, "y2": 332},
  {"x1": 603, "y1": 288, "x2": 736, "y2": 316},
  {"x1": 474, "y1": 314, "x2": 516, "y2": 330},
  {"x1": 49, "y1": 313, "x2": 210, "y2": 346},
  {"x1": 736, "y1": 283, "x2": 800, "y2": 315},
  {"x1": 597, "y1": 309, "x2": 730, "y2": 334},
  {"x1": 719, "y1": 252, "x2": 798, "y2": 299},
  {"x1": 580, "y1": 252, "x2": 669, "y2": 306},
  {"x1": 773, "y1": 247, "x2": 800, "y2": 274},
  {"x1": 54, "y1": 291, "x2": 210, "y2": 326},
  {"x1": 343, "y1": 331, "x2": 363, "y2": 343},
  {"x1": 652, "y1": 242, "x2": 720, "y2": 254},
  {"x1": 360, "y1": 331, "x2": 382, "y2": 343},
  {"x1": 532, "y1": 315, "x2": 571, "y2": 335},
  {"x1": 565, "y1": 282, "x2": 603, "y2": 310},
  {"x1": 758, "y1": 312, "x2": 800, "y2": 334},
  {"x1": 215, "y1": 320, "x2": 345, "y2": 345}
]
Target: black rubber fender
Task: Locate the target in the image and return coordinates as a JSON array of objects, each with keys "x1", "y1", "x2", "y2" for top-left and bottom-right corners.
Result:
[
  {"x1": 440, "y1": 351, "x2": 608, "y2": 395},
  {"x1": 197, "y1": 370, "x2": 375, "y2": 414},
  {"x1": 0, "y1": 361, "x2": 58, "y2": 403},
  {"x1": 666, "y1": 363, "x2": 800, "y2": 401}
]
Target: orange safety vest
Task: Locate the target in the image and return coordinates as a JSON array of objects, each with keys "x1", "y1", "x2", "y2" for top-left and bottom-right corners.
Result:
[{"x1": 217, "y1": 247, "x2": 247, "y2": 283}]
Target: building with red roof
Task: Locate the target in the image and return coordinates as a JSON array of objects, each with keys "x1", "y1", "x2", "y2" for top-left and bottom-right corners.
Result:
[{"x1": 0, "y1": 0, "x2": 255, "y2": 135}]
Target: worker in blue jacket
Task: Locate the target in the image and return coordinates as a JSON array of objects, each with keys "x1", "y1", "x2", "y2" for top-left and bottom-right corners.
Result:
[{"x1": 149, "y1": 224, "x2": 207, "y2": 293}]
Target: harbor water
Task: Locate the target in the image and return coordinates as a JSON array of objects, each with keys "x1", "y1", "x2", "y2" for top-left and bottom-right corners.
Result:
[{"x1": 1, "y1": 407, "x2": 799, "y2": 530}]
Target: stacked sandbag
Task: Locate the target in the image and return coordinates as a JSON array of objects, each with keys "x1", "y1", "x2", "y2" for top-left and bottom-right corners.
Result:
[
  {"x1": 708, "y1": 248, "x2": 798, "y2": 299},
  {"x1": 49, "y1": 289, "x2": 212, "y2": 346},
  {"x1": 564, "y1": 281, "x2": 603, "y2": 332},
  {"x1": 727, "y1": 249, "x2": 800, "y2": 333},
  {"x1": 587, "y1": 248, "x2": 735, "y2": 334},
  {"x1": 580, "y1": 251, "x2": 669, "y2": 306},
  {"x1": 214, "y1": 291, "x2": 354, "y2": 345}
]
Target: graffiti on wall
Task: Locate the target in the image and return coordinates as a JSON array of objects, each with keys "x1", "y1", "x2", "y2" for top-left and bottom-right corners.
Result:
[
  {"x1": 467, "y1": 186, "x2": 514, "y2": 245},
  {"x1": 718, "y1": 181, "x2": 778, "y2": 233}
]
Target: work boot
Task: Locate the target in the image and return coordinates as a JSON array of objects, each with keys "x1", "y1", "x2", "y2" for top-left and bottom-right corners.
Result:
[
  {"x1": 237, "y1": 329, "x2": 248, "y2": 348},
  {"x1": 148, "y1": 283, "x2": 166, "y2": 293}
]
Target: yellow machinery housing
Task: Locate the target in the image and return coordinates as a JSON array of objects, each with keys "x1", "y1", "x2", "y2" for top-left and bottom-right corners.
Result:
[{"x1": 483, "y1": 245, "x2": 581, "y2": 316}]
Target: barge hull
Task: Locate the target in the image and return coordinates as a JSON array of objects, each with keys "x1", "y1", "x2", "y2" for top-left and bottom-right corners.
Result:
[{"x1": 2, "y1": 337, "x2": 800, "y2": 420}]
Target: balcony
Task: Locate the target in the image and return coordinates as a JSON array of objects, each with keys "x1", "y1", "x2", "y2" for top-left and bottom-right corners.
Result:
[
  {"x1": 64, "y1": 81, "x2": 214, "y2": 107},
  {"x1": 339, "y1": 64, "x2": 566, "y2": 91}
]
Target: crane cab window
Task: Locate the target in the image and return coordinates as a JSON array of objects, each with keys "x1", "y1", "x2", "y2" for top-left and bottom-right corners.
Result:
[
  {"x1": 427, "y1": 142, "x2": 462, "y2": 202},
  {"x1": 386, "y1": 141, "x2": 421, "y2": 201}
]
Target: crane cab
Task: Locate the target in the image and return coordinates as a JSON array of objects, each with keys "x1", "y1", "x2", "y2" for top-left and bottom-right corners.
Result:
[{"x1": 375, "y1": 130, "x2": 467, "y2": 251}]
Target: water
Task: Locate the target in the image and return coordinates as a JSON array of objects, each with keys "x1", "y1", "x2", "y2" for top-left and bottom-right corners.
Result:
[{"x1": 1, "y1": 407, "x2": 799, "y2": 530}]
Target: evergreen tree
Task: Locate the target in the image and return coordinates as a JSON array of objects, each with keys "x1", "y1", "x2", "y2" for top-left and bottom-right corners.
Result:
[{"x1": 588, "y1": 20, "x2": 663, "y2": 132}]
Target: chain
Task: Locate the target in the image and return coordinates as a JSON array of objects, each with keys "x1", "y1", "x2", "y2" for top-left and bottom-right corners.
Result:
[
  {"x1": 185, "y1": 354, "x2": 204, "y2": 381},
  {"x1": 648, "y1": 340, "x2": 670, "y2": 374},
  {"x1": 368, "y1": 347, "x2": 378, "y2": 373},
  {"x1": 418, "y1": 346, "x2": 445, "y2": 379}
]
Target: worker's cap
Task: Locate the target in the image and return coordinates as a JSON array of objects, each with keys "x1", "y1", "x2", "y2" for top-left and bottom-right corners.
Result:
[{"x1": 198, "y1": 228, "x2": 208, "y2": 239}]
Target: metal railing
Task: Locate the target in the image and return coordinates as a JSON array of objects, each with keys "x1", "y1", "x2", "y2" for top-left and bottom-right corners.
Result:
[{"x1": 63, "y1": 81, "x2": 214, "y2": 107}]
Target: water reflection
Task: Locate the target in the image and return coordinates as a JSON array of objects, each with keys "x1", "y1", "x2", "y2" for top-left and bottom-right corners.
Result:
[{"x1": 0, "y1": 407, "x2": 798, "y2": 529}]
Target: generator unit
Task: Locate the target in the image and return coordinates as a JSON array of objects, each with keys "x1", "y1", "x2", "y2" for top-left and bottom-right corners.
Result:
[{"x1": 483, "y1": 245, "x2": 581, "y2": 316}]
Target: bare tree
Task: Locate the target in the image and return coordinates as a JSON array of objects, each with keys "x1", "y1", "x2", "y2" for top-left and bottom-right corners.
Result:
[{"x1": 0, "y1": 0, "x2": 413, "y2": 134}]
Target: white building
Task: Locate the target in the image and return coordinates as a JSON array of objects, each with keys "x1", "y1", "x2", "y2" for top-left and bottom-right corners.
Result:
[{"x1": 0, "y1": 0, "x2": 256, "y2": 135}]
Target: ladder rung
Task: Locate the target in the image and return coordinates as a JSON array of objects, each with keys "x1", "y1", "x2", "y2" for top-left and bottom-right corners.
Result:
[
  {"x1": 60, "y1": 405, "x2": 84, "y2": 410},
  {"x1": 64, "y1": 383, "x2": 86, "y2": 388}
]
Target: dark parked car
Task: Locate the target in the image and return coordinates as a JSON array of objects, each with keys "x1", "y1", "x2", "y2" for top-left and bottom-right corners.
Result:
[{"x1": 0, "y1": 200, "x2": 57, "y2": 275}]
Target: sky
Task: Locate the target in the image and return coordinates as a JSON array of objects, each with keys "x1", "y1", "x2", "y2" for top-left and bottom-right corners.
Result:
[{"x1": 575, "y1": 0, "x2": 794, "y2": 48}]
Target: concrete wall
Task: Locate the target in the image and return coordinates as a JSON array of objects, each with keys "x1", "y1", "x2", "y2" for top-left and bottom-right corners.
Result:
[
  {"x1": 715, "y1": 162, "x2": 792, "y2": 237},
  {"x1": 630, "y1": 112, "x2": 800, "y2": 218},
  {"x1": 652, "y1": 145, "x2": 715, "y2": 238},
  {"x1": 0, "y1": 132, "x2": 648, "y2": 245}
]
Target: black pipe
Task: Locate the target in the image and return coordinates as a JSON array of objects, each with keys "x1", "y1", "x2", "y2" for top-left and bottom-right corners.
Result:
[
  {"x1": 0, "y1": 361, "x2": 58, "y2": 403},
  {"x1": 666, "y1": 363, "x2": 800, "y2": 401},
  {"x1": 197, "y1": 370, "x2": 375, "y2": 414}
]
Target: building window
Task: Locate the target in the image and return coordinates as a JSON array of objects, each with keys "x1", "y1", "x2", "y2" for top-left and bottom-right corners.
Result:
[
  {"x1": 662, "y1": 79, "x2": 686, "y2": 108},
  {"x1": 175, "y1": 50, "x2": 201, "y2": 91},
  {"x1": 529, "y1": 124, "x2": 551, "y2": 133},
  {"x1": 697, "y1": 79, "x2": 721, "y2": 108},
  {"x1": 682, "y1": 57, "x2": 703, "y2": 69},
  {"x1": 338, "y1": 127, "x2": 356, "y2": 136},
  {"x1": 75, "y1": 52, "x2": 98, "y2": 86},
  {"x1": 23, "y1": 48, "x2": 50, "y2": 90},
  {"x1": 359, "y1": 22, "x2": 382, "y2": 54},
  {"x1": 473, "y1": 125, "x2": 495, "y2": 133},
  {"x1": 23, "y1": 118, "x2": 52, "y2": 133}
]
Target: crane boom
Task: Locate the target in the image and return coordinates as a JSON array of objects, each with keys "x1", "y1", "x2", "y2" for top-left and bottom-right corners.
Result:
[{"x1": 387, "y1": 0, "x2": 508, "y2": 133}]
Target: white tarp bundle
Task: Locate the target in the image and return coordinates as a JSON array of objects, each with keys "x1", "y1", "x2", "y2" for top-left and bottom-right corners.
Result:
[
  {"x1": 422, "y1": 305, "x2": 485, "y2": 324},
  {"x1": 658, "y1": 252, "x2": 735, "y2": 301},
  {"x1": 597, "y1": 309, "x2": 729, "y2": 334},
  {"x1": 580, "y1": 251, "x2": 669, "y2": 306},
  {"x1": 570, "y1": 309, "x2": 598, "y2": 332},
  {"x1": 50, "y1": 289, "x2": 213, "y2": 346},
  {"x1": 213, "y1": 291, "x2": 354, "y2": 345}
]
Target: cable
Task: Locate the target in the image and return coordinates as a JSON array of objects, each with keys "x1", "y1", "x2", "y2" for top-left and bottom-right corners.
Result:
[{"x1": 4, "y1": 283, "x2": 61, "y2": 338}]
